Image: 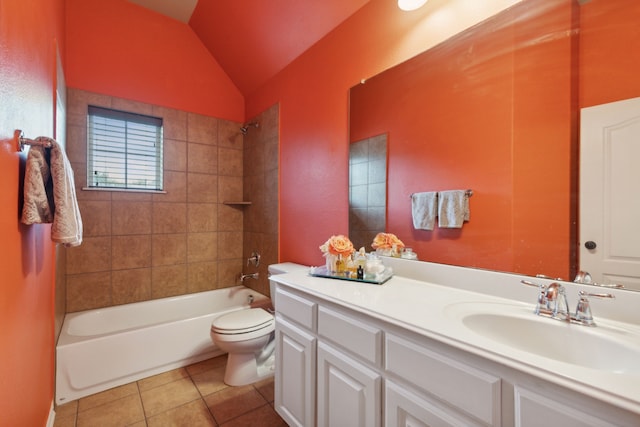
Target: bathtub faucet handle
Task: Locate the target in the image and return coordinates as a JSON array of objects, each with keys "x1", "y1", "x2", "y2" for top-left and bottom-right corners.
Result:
[{"x1": 247, "y1": 251, "x2": 261, "y2": 267}]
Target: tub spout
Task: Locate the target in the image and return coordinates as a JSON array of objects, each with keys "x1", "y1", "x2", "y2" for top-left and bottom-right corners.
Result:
[{"x1": 239, "y1": 272, "x2": 259, "y2": 282}]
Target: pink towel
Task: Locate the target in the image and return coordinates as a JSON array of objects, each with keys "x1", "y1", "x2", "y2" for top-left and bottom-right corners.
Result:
[{"x1": 21, "y1": 137, "x2": 83, "y2": 247}]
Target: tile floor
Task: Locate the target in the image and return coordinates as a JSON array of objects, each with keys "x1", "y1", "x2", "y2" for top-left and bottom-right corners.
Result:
[{"x1": 53, "y1": 355, "x2": 287, "y2": 426}]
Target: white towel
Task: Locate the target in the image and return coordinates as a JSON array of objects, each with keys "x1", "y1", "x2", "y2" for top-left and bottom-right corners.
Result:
[
  {"x1": 438, "y1": 190, "x2": 469, "y2": 228},
  {"x1": 411, "y1": 192, "x2": 438, "y2": 230},
  {"x1": 21, "y1": 137, "x2": 83, "y2": 247}
]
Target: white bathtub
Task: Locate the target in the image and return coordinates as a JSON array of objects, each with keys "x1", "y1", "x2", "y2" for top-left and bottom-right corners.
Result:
[{"x1": 55, "y1": 286, "x2": 268, "y2": 404}]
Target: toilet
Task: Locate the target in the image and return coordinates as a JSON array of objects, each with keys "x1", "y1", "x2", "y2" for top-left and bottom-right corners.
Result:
[{"x1": 210, "y1": 262, "x2": 307, "y2": 386}]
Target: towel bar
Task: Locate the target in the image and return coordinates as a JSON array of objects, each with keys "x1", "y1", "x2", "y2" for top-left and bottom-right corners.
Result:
[
  {"x1": 15, "y1": 129, "x2": 54, "y2": 152},
  {"x1": 410, "y1": 189, "x2": 473, "y2": 199}
]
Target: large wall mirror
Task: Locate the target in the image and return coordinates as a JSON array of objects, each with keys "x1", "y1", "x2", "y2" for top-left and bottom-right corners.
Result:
[{"x1": 349, "y1": 0, "x2": 640, "y2": 289}]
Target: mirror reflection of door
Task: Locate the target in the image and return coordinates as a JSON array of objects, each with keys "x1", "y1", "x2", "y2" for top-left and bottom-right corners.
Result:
[
  {"x1": 349, "y1": 134, "x2": 387, "y2": 251},
  {"x1": 580, "y1": 97, "x2": 640, "y2": 290}
]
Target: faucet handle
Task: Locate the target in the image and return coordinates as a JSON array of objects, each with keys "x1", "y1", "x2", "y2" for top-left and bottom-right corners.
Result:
[
  {"x1": 574, "y1": 290, "x2": 615, "y2": 326},
  {"x1": 521, "y1": 280, "x2": 548, "y2": 314}
]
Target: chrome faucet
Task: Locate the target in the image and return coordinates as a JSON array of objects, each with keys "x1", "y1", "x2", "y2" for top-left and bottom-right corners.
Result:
[
  {"x1": 239, "y1": 272, "x2": 259, "y2": 282},
  {"x1": 521, "y1": 280, "x2": 614, "y2": 326}
]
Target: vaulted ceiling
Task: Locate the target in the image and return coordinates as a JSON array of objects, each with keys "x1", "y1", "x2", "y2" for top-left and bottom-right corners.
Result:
[{"x1": 128, "y1": 0, "x2": 371, "y2": 96}]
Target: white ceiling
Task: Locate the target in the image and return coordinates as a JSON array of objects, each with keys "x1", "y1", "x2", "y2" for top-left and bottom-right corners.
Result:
[{"x1": 127, "y1": 0, "x2": 198, "y2": 23}]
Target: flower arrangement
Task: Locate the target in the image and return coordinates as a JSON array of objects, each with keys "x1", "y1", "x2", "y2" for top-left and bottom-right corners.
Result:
[
  {"x1": 320, "y1": 234, "x2": 355, "y2": 257},
  {"x1": 320, "y1": 235, "x2": 355, "y2": 273},
  {"x1": 371, "y1": 232, "x2": 405, "y2": 257}
]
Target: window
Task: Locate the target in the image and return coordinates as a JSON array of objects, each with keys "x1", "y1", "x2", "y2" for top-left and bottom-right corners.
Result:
[{"x1": 87, "y1": 106, "x2": 163, "y2": 191}]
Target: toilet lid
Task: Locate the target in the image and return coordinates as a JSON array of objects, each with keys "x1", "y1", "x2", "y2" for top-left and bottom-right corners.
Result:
[{"x1": 211, "y1": 308, "x2": 273, "y2": 333}]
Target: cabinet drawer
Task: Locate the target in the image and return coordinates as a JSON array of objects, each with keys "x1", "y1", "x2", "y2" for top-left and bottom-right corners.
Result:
[
  {"x1": 275, "y1": 287, "x2": 316, "y2": 330},
  {"x1": 318, "y1": 306, "x2": 383, "y2": 366},
  {"x1": 386, "y1": 334, "x2": 501, "y2": 427}
]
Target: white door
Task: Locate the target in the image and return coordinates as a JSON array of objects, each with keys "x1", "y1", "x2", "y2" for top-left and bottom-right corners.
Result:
[{"x1": 580, "y1": 97, "x2": 640, "y2": 290}]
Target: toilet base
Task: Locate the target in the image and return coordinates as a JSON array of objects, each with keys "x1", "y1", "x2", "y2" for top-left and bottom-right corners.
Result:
[{"x1": 223, "y1": 352, "x2": 275, "y2": 386}]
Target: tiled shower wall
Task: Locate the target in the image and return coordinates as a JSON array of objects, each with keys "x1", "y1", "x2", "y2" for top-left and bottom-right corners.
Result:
[
  {"x1": 63, "y1": 89, "x2": 279, "y2": 312},
  {"x1": 242, "y1": 105, "x2": 279, "y2": 297}
]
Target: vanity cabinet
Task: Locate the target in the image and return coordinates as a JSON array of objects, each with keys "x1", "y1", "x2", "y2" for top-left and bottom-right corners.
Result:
[
  {"x1": 274, "y1": 288, "x2": 317, "y2": 427},
  {"x1": 272, "y1": 280, "x2": 640, "y2": 427}
]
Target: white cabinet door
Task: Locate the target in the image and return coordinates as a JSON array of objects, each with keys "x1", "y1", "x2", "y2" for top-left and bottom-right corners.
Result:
[
  {"x1": 274, "y1": 316, "x2": 316, "y2": 427},
  {"x1": 515, "y1": 386, "x2": 621, "y2": 427},
  {"x1": 317, "y1": 342, "x2": 382, "y2": 427},
  {"x1": 386, "y1": 380, "x2": 482, "y2": 427}
]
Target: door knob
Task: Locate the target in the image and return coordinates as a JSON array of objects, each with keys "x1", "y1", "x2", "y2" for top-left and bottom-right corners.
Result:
[{"x1": 585, "y1": 241, "x2": 597, "y2": 250}]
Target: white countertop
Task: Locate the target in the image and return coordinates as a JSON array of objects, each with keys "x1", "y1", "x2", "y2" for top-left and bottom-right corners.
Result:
[{"x1": 270, "y1": 261, "x2": 640, "y2": 415}]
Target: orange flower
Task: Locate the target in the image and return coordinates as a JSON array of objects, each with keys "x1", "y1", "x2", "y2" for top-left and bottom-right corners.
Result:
[
  {"x1": 320, "y1": 235, "x2": 354, "y2": 257},
  {"x1": 371, "y1": 232, "x2": 405, "y2": 250}
]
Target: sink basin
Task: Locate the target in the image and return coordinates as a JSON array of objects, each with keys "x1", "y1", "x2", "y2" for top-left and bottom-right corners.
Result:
[{"x1": 446, "y1": 302, "x2": 640, "y2": 374}]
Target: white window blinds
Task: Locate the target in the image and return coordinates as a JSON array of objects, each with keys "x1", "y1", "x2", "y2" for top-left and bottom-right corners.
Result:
[{"x1": 87, "y1": 106, "x2": 163, "y2": 191}]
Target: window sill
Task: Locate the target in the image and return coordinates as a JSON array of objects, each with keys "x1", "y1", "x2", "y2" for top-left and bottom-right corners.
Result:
[{"x1": 82, "y1": 187, "x2": 167, "y2": 194}]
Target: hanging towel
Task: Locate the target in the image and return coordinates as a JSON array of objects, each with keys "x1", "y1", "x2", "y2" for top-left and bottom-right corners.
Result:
[
  {"x1": 21, "y1": 137, "x2": 83, "y2": 247},
  {"x1": 411, "y1": 192, "x2": 438, "y2": 230},
  {"x1": 438, "y1": 190, "x2": 469, "y2": 228}
]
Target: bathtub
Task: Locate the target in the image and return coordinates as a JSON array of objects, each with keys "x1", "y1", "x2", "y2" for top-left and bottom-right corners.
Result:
[{"x1": 55, "y1": 286, "x2": 268, "y2": 404}]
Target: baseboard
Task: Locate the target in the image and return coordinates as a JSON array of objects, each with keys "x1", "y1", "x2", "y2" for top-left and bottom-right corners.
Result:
[{"x1": 46, "y1": 401, "x2": 56, "y2": 427}]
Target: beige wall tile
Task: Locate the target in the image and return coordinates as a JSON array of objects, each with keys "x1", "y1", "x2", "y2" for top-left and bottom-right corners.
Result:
[
  {"x1": 218, "y1": 118, "x2": 243, "y2": 149},
  {"x1": 217, "y1": 204, "x2": 243, "y2": 232},
  {"x1": 152, "y1": 234, "x2": 187, "y2": 266},
  {"x1": 112, "y1": 201, "x2": 152, "y2": 235},
  {"x1": 188, "y1": 173, "x2": 217, "y2": 203},
  {"x1": 217, "y1": 231, "x2": 243, "y2": 260},
  {"x1": 187, "y1": 203, "x2": 217, "y2": 232},
  {"x1": 187, "y1": 112, "x2": 218, "y2": 145},
  {"x1": 66, "y1": 236, "x2": 111, "y2": 274},
  {"x1": 187, "y1": 232, "x2": 217, "y2": 262},
  {"x1": 218, "y1": 147, "x2": 243, "y2": 176},
  {"x1": 163, "y1": 138, "x2": 187, "y2": 172},
  {"x1": 112, "y1": 268, "x2": 152, "y2": 305},
  {"x1": 112, "y1": 97, "x2": 153, "y2": 116},
  {"x1": 151, "y1": 264, "x2": 187, "y2": 298},
  {"x1": 67, "y1": 88, "x2": 111, "y2": 115},
  {"x1": 188, "y1": 142, "x2": 218, "y2": 174},
  {"x1": 112, "y1": 235, "x2": 152, "y2": 270},
  {"x1": 187, "y1": 261, "x2": 217, "y2": 293},
  {"x1": 66, "y1": 272, "x2": 111, "y2": 312},
  {"x1": 216, "y1": 259, "x2": 242, "y2": 288},
  {"x1": 158, "y1": 170, "x2": 187, "y2": 203},
  {"x1": 218, "y1": 176, "x2": 242, "y2": 203},
  {"x1": 66, "y1": 122, "x2": 87, "y2": 164},
  {"x1": 153, "y1": 202, "x2": 187, "y2": 234},
  {"x1": 80, "y1": 200, "x2": 111, "y2": 237},
  {"x1": 153, "y1": 106, "x2": 187, "y2": 141}
]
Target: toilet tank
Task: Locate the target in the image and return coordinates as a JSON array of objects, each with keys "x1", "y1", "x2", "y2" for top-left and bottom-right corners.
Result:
[{"x1": 268, "y1": 263, "x2": 307, "y2": 307}]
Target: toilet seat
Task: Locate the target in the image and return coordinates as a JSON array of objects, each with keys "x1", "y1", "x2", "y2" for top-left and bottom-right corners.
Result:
[{"x1": 211, "y1": 309, "x2": 274, "y2": 341}]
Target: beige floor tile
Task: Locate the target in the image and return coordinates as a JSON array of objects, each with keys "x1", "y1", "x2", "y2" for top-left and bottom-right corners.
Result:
[
  {"x1": 191, "y1": 365, "x2": 229, "y2": 396},
  {"x1": 220, "y1": 403, "x2": 287, "y2": 427},
  {"x1": 138, "y1": 367, "x2": 189, "y2": 392},
  {"x1": 54, "y1": 400, "x2": 77, "y2": 419},
  {"x1": 76, "y1": 393, "x2": 145, "y2": 427},
  {"x1": 78, "y1": 382, "x2": 139, "y2": 412},
  {"x1": 253, "y1": 377, "x2": 275, "y2": 403},
  {"x1": 205, "y1": 385, "x2": 268, "y2": 424},
  {"x1": 186, "y1": 354, "x2": 227, "y2": 376},
  {"x1": 147, "y1": 399, "x2": 218, "y2": 427},
  {"x1": 52, "y1": 413, "x2": 76, "y2": 427},
  {"x1": 140, "y1": 377, "x2": 201, "y2": 418}
]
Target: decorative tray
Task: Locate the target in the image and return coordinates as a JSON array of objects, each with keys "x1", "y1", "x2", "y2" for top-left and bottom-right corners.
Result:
[{"x1": 308, "y1": 265, "x2": 393, "y2": 285}]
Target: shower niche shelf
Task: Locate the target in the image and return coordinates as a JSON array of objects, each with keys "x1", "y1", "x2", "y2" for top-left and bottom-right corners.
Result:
[{"x1": 223, "y1": 201, "x2": 252, "y2": 206}]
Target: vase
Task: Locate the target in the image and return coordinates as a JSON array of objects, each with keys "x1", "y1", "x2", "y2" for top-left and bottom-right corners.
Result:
[{"x1": 325, "y1": 254, "x2": 338, "y2": 273}]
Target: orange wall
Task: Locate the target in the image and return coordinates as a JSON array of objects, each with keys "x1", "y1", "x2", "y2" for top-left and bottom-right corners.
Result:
[
  {"x1": 0, "y1": 0, "x2": 65, "y2": 424},
  {"x1": 65, "y1": 0, "x2": 245, "y2": 122},
  {"x1": 579, "y1": 0, "x2": 640, "y2": 108}
]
